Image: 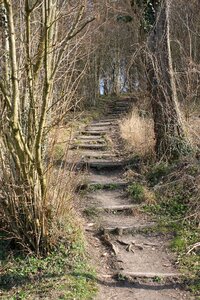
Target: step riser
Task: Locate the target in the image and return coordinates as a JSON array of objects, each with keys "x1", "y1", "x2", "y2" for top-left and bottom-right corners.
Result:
[
  {"x1": 84, "y1": 206, "x2": 135, "y2": 211},
  {"x1": 76, "y1": 136, "x2": 104, "y2": 140},
  {"x1": 88, "y1": 164, "x2": 125, "y2": 171},
  {"x1": 94, "y1": 207, "x2": 138, "y2": 214},
  {"x1": 118, "y1": 271, "x2": 180, "y2": 281},
  {"x1": 78, "y1": 182, "x2": 128, "y2": 190},
  {"x1": 81, "y1": 131, "x2": 106, "y2": 136},
  {"x1": 71, "y1": 145, "x2": 107, "y2": 150},
  {"x1": 91, "y1": 122, "x2": 117, "y2": 126},
  {"x1": 102, "y1": 224, "x2": 155, "y2": 235},
  {"x1": 86, "y1": 129, "x2": 110, "y2": 132},
  {"x1": 74, "y1": 140, "x2": 106, "y2": 144},
  {"x1": 78, "y1": 138, "x2": 104, "y2": 141}
]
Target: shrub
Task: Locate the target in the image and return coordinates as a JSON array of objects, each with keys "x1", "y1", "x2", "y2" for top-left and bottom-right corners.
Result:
[{"x1": 147, "y1": 163, "x2": 171, "y2": 185}]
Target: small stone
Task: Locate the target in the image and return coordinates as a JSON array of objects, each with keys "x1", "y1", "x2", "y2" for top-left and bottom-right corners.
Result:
[{"x1": 87, "y1": 223, "x2": 95, "y2": 227}]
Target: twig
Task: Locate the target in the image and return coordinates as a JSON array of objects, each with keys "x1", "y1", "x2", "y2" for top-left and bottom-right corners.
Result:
[{"x1": 187, "y1": 242, "x2": 200, "y2": 254}]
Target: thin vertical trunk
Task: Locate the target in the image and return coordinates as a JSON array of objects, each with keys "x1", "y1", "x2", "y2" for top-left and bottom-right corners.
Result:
[{"x1": 148, "y1": 0, "x2": 190, "y2": 160}]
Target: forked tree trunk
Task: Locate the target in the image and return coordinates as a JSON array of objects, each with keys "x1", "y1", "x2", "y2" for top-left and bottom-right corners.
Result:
[
  {"x1": 0, "y1": 0, "x2": 94, "y2": 256},
  {"x1": 148, "y1": 0, "x2": 190, "y2": 160}
]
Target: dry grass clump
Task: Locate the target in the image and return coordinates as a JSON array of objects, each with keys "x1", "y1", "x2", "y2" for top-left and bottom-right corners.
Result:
[
  {"x1": 120, "y1": 107, "x2": 200, "y2": 157},
  {"x1": 119, "y1": 109, "x2": 155, "y2": 156},
  {"x1": 0, "y1": 126, "x2": 82, "y2": 255},
  {"x1": 45, "y1": 162, "x2": 83, "y2": 240},
  {"x1": 185, "y1": 116, "x2": 200, "y2": 148}
]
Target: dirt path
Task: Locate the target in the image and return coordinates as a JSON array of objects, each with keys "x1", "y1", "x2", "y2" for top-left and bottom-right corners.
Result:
[{"x1": 71, "y1": 99, "x2": 193, "y2": 300}]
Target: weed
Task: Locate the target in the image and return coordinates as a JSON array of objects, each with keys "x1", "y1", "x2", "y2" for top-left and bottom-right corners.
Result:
[
  {"x1": 84, "y1": 207, "x2": 99, "y2": 217},
  {"x1": 106, "y1": 183, "x2": 120, "y2": 190},
  {"x1": 147, "y1": 163, "x2": 171, "y2": 186},
  {"x1": 153, "y1": 276, "x2": 162, "y2": 283},
  {"x1": 170, "y1": 236, "x2": 186, "y2": 252},
  {"x1": 87, "y1": 184, "x2": 104, "y2": 191},
  {"x1": 0, "y1": 227, "x2": 97, "y2": 299},
  {"x1": 88, "y1": 183, "x2": 121, "y2": 191},
  {"x1": 127, "y1": 183, "x2": 145, "y2": 203},
  {"x1": 117, "y1": 273, "x2": 126, "y2": 281}
]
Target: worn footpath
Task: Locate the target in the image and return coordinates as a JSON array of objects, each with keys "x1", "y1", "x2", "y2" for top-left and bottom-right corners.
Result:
[{"x1": 70, "y1": 99, "x2": 194, "y2": 300}]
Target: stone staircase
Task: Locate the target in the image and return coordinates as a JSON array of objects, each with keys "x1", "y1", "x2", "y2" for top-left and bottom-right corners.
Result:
[{"x1": 69, "y1": 98, "x2": 192, "y2": 300}]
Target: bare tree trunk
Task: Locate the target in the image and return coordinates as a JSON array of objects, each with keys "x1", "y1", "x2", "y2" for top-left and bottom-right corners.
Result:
[
  {"x1": 148, "y1": 0, "x2": 191, "y2": 160},
  {"x1": 0, "y1": 0, "x2": 94, "y2": 256}
]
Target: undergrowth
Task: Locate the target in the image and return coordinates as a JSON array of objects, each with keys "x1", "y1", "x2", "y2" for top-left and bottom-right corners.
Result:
[
  {"x1": 127, "y1": 183, "x2": 145, "y2": 203},
  {"x1": 0, "y1": 225, "x2": 97, "y2": 300},
  {"x1": 140, "y1": 158, "x2": 200, "y2": 296}
]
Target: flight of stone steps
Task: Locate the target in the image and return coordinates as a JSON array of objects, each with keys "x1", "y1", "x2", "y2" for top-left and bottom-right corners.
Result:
[
  {"x1": 71, "y1": 98, "x2": 192, "y2": 300},
  {"x1": 68, "y1": 98, "x2": 134, "y2": 170}
]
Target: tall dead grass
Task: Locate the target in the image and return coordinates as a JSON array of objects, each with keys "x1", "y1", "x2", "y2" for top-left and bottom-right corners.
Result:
[
  {"x1": 119, "y1": 109, "x2": 155, "y2": 156},
  {"x1": 185, "y1": 116, "x2": 200, "y2": 149},
  {"x1": 0, "y1": 125, "x2": 82, "y2": 256},
  {"x1": 120, "y1": 108, "x2": 200, "y2": 157}
]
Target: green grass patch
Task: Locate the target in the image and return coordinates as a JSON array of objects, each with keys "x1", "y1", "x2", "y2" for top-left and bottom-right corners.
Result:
[
  {"x1": 104, "y1": 183, "x2": 121, "y2": 190},
  {"x1": 142, "y1": 196, "x2": 188, "y2": 219},
  {"x1": 127, "y1": 182, "x2": 145, "y2": 203},
  {"x1": 142, "y1": 200, "x2": 200, "y2": 296},
  {"x1": 133, "y1": 158, "x2": 200, "y2": 296},
  {"x1": 87, "y1": 183, "x2": 121, "y2": 191},
  {"x1": 0, "y1": 229, "x2": 97, "y2": 299},
  {"x1": 87, "y1": 184, "x2": 104, "y2": 191}
]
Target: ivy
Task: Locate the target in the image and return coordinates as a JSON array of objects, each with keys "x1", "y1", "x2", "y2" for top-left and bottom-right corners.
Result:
[
  {"x1": 117, "y1": 15, "x2": 133, "y2": 23},
  {"x1": 134, "y1": 0, "x2": 161, "y2": 32}
]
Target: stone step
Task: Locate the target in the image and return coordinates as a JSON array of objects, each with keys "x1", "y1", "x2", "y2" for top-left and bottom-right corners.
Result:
[
  {"x1": 84, "y1": 154, "x2": 116, "y2": 159},
  {"x1": 88, "y1": 181, "x2": 128, "y2": 189},
  {"x1": 91, "y1": 122, "x2": 117, "y2": 126},
  {"x1": 86, "y1": 126, "x2": 111, "y2": 131},
  {"x1": 113, "y1": 109, "x2": 130, "y2": 114},
  {"x1": 106, "y1": 113, "x2": 119, "y2": 117},
  {"x1": 81, "y1": 131, "x2": 107, "y2": 136},
  {"x1": 115, "y1": 103, "x2": 133, "y2": 107},
  {"x1": 84, "y1": 155, "x2": 117, "y2": 161},
  {"x1": 76, "y1": 135, "x2": 105, "y2": 140},
  {"x1": 112, "y1": 110, "x2": 129, "y2": 114},
  {"x1": 63, "y1": 158, "x2": 126, "y2": 170},
  {"x1": 71, "y1": 144, "x2": 107, "y2": 150},
  {"x1": 86, "y1": 160, "x2": 128, "y2": 170},
  {"x1": 75, "y1": 150, "x2": 115, "y2": 158},
  {"x1": 78, "y1": 181, "x2": 123, "y2": 191},
  {"x1": 87, "y1": 171, "x2": 126, "y2": 183},
  {"x1": 108, "y1": 101, "x2": 133, "y2": 106},
  {"x1": 113, "y1": 104, "x2": 131, "y2": 110},
  {"x1": 85, "y1": 189, "x2": 132, "y2": 207},
  {"x1": 100, "y1": 118, "x2": 118, "y2": 122},
  {"x1": 74, "y1": 139, "x2": 105, "y2": 144},
  {"x1": 118, "y1": 271, "x2": 181, "y2": 280},
  {"x1": 113, "y1": 106, "x2": 130, "y2": 110},
  {"x1": 95, "y1": 204, "x2": 139, "y2": 212},
  {"x1": 107, "y1": 105, "x2": 131, "y2": 110},
  {"x1": 102, "y1": 223, "x2": 155, "y2": 235}
]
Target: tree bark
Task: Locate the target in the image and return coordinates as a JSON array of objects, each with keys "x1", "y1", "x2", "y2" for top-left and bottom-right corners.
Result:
[{"x1": 148, "y1": 0, "x2": 190, "y2": 160}]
